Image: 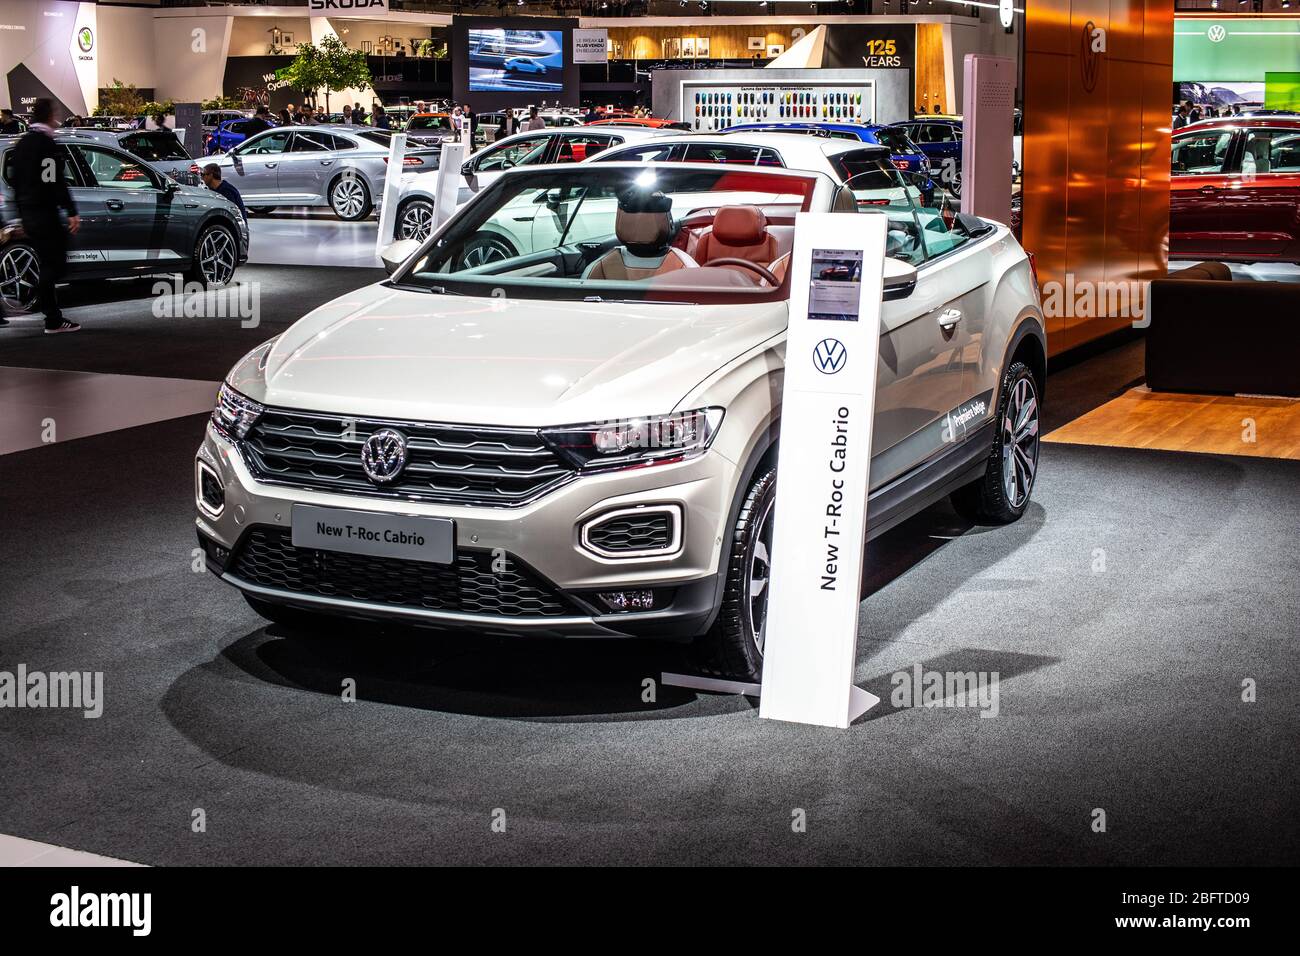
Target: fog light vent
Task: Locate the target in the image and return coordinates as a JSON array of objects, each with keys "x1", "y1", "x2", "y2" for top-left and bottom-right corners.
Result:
[
  {"x1": 597, "y1": 590, "x2": 657, "y2": 612},
  {"x1": 581, "y1": 505, "x2": 682, "y2": 559},
  {"x1": 197, "y1": 461, "x2": 225, "y2": 516}
]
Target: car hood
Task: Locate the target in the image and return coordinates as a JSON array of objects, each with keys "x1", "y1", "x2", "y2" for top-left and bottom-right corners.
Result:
[{"x1": 226, "y1": 284, "x2": 786, "y2": 426}]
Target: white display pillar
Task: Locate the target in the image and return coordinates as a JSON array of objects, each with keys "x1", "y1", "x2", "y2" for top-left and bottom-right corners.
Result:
[
  {"x1": 757, "y1": 212, "x2": 888, "y2": 729},
  {"x1": 432, "y1": 140, "x2": 467, "y2": 230},
  {"x1": 373, "y1": 132, "x2": 406, "y2": 258}
]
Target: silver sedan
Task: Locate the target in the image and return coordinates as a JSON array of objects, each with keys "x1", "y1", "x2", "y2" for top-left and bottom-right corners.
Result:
[{"x1": 204, "y1": 124, "x2": 440, "y2": 221}]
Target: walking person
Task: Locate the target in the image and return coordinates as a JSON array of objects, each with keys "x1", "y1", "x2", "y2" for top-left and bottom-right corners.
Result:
[
  {"x1": 11, "y1": 99, "x2": 80, "y2": 334},
  {"x1": 201, "y1": 164, "x2": 247, "y2": 224}
]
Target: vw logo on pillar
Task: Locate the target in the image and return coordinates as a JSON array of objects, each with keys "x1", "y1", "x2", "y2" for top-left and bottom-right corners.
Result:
[
  {"x1": 813, "y1": 338, "x2": 848, "y2": 374},
  {"x1": 360, "y1": 428, "x2": 409, "y2": 484}
]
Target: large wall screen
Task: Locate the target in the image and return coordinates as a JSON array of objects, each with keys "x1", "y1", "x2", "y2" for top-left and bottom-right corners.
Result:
[
  {"x1": 469, "y1": 28, "x2": 564, "y2": 94},
  {"x1": 453, "y1": 16, "x2": 578, "y2": 110}
]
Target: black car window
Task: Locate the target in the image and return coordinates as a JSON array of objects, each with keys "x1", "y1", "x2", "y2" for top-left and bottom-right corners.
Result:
[
  {"x1": 593, "y1": 142, "x2": 678, "y2": 163},
  {"x1": 120, "y1": 132, "x2": 189, "y2": 162},
  {"x1": 237, "y1": 130, "x2": 291, "y2": 155},
  {"x1": 2, "y1": 145, "x2": 83, "y2": 188},
  {"x1": 1244, "y1": 128, "x2": 1300, "y2": 173},
  {"x1": 1171, "y1": 131, "x2": 1233, "y2": 175},
  {"x1": 72, "y1": 145, "x2": 158, "y2": 190},
  {"x1": 682, "y1": 143, "x2": 764, "y2": 165},
  {"x1": 291, "y1": 131, "x2": 332, "y2": 152},
  {"x1": 475, "y1": 136, "x2": 550, "y2": 172}
]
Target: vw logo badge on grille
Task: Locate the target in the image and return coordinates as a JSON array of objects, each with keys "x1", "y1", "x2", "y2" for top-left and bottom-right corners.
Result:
[
  {"x1": 813, "y1": 338, "x2": 847, "y2": 374},
  {"x1": 360, "y1": 428, "x2": 408, "y2": 484}
]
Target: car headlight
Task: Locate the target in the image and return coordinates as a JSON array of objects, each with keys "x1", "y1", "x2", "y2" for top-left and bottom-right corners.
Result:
[
  {"x1": 541, "y1": 408, "x2": 724, "y2": 471},
  {"x1": 211, "y1": 383, "x2": 264, "y2": 441}
]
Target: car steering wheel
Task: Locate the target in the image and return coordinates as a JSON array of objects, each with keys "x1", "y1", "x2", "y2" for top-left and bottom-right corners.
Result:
[{"x1": 705, "y1": 258, "x2": 779, "y2": 286}]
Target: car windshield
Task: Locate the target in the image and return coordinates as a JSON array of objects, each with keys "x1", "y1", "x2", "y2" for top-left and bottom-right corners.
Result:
[
  {"x1": 870, "y1": 128, "x2": 919, "y2": 155},
  {"x1": 394, "y1": 165, "x2": 821, "y2": 304}
]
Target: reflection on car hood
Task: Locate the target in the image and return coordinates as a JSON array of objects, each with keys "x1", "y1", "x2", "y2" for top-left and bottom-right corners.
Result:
[{"x1": 227, "y1": 284, "x2": 786, "y2": 426}]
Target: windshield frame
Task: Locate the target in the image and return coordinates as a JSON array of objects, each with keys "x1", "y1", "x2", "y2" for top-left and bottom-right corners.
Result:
[{"x1": 389, "y1": 161, "x2": 832, "y2": 305}]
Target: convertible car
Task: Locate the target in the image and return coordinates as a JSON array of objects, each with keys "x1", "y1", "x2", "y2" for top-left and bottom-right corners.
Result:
[{"x1": 196, "y1": 159, "x2": 1045, "y2": 681}]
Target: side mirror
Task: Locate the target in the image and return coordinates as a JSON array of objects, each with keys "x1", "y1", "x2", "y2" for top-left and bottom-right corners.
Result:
[
  {"x1": 381, "y1": 238, "x2": 421, "y2": 276},
  {"x1": 882, "y1": 257, "x2": 918, "y2": 300},
  {"x1": 460, "y1": 161, "x2": 474, "y2": 176}
]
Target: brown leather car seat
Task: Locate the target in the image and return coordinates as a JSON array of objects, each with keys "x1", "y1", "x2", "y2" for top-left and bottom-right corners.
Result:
[
  {"x1": 691, "y1": 205, "x2": 780, "y2": 268},
  {"x1": 584, "y1": 192, "x2": 697, "y2": 280}
]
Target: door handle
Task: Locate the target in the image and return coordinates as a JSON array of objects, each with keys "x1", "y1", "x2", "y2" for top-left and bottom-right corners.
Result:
[
  {"x1": 937, "y1": 308, "x2": 962, "y2": 331},
  {"x1": 265, "y1": 162, "x2": 278, "y2": 169},
  {"x1": 105, "y1": 199, "x2": 124, "y2": 211},
  {"x1": 1199, "y1": 185, "x2": 1217, "y2": 194},
  {"x1": 320, "y1": 160, "x2": 334, "y2": 166}
]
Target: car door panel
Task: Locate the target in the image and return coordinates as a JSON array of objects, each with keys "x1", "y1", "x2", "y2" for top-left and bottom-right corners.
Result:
[
  {"x1": 278, "y1": 130, "x2": 334, "y2": 204},
  {"x1": 1169, "y1": 129, "x2": 1236, "y2": 258},
  {"x1": 70, "y1": 144, "x2": 173, "y2": 270},
  {"x1": 227, "y1": 129, "x2": 291, "y2": 201}
]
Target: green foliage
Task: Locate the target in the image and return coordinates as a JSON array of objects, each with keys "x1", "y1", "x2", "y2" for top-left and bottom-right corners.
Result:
[
  {"x1": 276, "y1": 35, "x2": 371, "y2": 111},
  {"x1": 96, "y1": 79, "x2": 144, "y2": 118},
  {"x1": 202, "y1": 96, "x2": 246, "y2": 111}
]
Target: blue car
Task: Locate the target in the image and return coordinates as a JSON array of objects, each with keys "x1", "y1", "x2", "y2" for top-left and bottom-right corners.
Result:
[
  {"x1": 206, "y1": 117, "x2": 278, "y2": 156},
  {"x1": 721, "y1": 121, "x2": 934, "y2": 190},
  {"x1": 890, "y1": 118, "x2": 963, "y2": 195}
]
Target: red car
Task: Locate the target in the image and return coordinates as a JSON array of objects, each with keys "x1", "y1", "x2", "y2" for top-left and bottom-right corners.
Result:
[{"x1": 1171, "y1": 118, "x2": 1300, "y2": 263}]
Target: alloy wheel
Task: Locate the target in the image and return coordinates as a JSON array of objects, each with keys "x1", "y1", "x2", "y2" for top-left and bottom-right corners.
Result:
[
  {"x1": 0, "y1": 245, "x2": 39, "y2": 311},
  {"x1": 1001, "y1": 375, "x2": 1040, "y2": 509},
  {"x1": 199, "y1": 229, "x2": 236, "y2": 285},
  {"x1": 745, "y1": 495, "x2": 776, "y2": 654},
  {"x1": 398, "y1": 201, "x2": 434, "y2": 241},
  {"x1": 331, "y1": 178, "x2": 367, "y2": 219},
  {"x1": 460, "y1": 238, "x2": 511, "y2": 269}
]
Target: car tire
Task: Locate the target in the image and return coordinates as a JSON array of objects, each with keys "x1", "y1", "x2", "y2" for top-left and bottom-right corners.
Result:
[
  {"x1": 0, "y1": 241, "x2": 39, "y2": 313},
  {"x1": 692, "y1": 465, "x2": 777, "y2": 683},
  {"x1": 183, "y1": 223, "x2": 238, "y2": 288},
  {"x1": 329, "y1": 174, "x2": 373, "y2": 222},
  {"x1": 395, "y1": 198, "x2": 435, "y2": 241},
  {"x1": 458, "y1": 233, "x2": 516, "y2": 270},
  {"x1": 950, "y1": 360, "x2": 1041, "y2": 524},
  {"x1": 247, "y1": 206, "x2": 276, "y2": 216}
]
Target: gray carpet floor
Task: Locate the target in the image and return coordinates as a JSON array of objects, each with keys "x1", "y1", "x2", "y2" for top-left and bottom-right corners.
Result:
[{"x1": 1, "y1": 410, "x2": 1296, "y2": 865}]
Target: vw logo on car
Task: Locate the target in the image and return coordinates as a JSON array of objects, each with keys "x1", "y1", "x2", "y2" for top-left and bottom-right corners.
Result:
[
  {"x1": 813, "y1": 338, "x2": 848, "y2": 374},
  {"x1": 360, "y1": 428, "x2": 409, "y2": 484}
]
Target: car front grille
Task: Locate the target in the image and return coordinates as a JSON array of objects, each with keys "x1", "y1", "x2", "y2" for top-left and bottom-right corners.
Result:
[
  {"x1": 586, "y1": 512, "x2": 674, "y2": 553},
  {"x1": 230, "y1": 527, "x2": 577, "y2": 618},
  {"x1": 240, "y1": 408, "x2": 575, "y2": 507}
]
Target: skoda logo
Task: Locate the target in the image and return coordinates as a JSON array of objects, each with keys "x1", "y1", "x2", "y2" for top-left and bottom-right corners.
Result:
[
  {"x1": 77, "y1": 27, "x2": 93, "y2": 53},
  {"x1": 1207, "y1": 25, "x2": 1227, "y2": 43},
  {"x1": 360, "y1": 428, "x2": 408, "y2": 484},
  {"x1": 813, "y1": 338, "x2": 847, "y2": 374}
]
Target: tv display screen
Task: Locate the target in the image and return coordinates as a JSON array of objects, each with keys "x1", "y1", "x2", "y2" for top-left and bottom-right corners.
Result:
[{"x1": 468, "y1": 28, "x2": 565, "y2": 93}]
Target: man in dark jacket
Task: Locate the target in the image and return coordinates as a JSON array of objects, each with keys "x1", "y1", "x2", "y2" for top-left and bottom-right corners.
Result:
[{"x1": 11, "y1": 99, "x2": 80, "y2": 333}]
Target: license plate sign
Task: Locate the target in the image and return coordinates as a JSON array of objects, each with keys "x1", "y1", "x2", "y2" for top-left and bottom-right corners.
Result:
[{"x1": 290, "y1": 505, "x2": 454, "y2": 565}]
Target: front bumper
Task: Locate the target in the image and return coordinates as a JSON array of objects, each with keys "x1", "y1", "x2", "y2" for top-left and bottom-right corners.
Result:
[{"x1": 195, "y1": 422, "x2": 737, "y2": 640}]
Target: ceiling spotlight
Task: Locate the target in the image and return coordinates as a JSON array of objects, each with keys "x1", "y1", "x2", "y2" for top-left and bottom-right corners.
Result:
[{"x1": 1210, "y1": 0, "x2": 1218, "y2": 6}]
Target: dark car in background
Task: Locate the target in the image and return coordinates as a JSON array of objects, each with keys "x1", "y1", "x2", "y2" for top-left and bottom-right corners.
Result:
[
  {"x1": 721, "y1": 121, "x2": 933, "y2": 185},
  {"x1": 64, "y1": 128, "x2": 203, "y2": 186},
  {"x1": 1170, "y1": 117, "x2": 1300, "y2": 264},
  {"x1": 0, "y1": 132, "x2": 248, "y2": 311},
  {"x1": 206, "y1": 116, "x2": 278, "y2": 156},
  {"x1": 891, "y1": 118, "x2": 963, "y2": 195}
]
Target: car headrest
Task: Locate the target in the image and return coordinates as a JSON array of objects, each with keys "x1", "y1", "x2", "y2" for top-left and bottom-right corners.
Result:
[
  {"x1": 712, "y1": 205, "x2": 768, "y2": 246},
  {"x1": 616, "y1": 189, "x2": 674, "y2": 255}
]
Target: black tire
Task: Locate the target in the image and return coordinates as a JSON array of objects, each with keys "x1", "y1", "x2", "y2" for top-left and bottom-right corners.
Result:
[
  {"x1": 247, "y1": 206, "x2": 276, "y2": 216},
  {"x1": 0, "y1": 241, "x2": 39, "y2": 312},
  {"x1": 329, "y1": 174, "x2": 373, "y2": 222},
  {"x1": 691, "y1": 465, "x2": 777, "y2": 683},
  {"x1": 458, "y1": 233, "x2": 516, "y2": 270},
  {"x1": 183, "y1": 223, "x2": 238, "y2": 287},
  {"x1": 395, "y1": 198, "x2": 435, "y2": 242},
  {"x1": 950, "y1": 360, "x2": 1041, "y2": 523}
]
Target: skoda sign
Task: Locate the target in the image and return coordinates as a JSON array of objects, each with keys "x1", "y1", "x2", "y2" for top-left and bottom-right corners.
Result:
[
  {"x1": 77, "y1": 27, "x2": 93, "y2": 54},
  {"x1": 308, "y1": 0, "x2": 388, "y2": 13}
]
